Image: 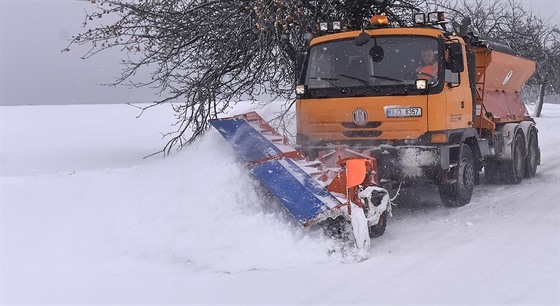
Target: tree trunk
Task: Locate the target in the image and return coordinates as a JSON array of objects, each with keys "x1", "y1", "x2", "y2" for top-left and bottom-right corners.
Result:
[{"x1": 535, "y1": 81, "x2": 546, "y2": 117}]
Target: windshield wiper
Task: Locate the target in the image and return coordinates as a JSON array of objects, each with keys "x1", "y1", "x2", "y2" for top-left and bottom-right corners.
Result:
[
  {"x1": 370, "y1": 75, "x2": 404, "y2": 84},
  {"x1": 338, "y1": 74, "x2": 371, "y2": 86},
  {"x1": 308, "y1": 77, "x2": 343, "y2": 88},
  {"x1": 339, "y1": 73, "x2": 404, "y2": 86}
]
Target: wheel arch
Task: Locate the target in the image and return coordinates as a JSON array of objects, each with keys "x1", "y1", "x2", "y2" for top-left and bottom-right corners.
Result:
[
  {"x1": 519, "y1": 121, "x2": 539, "y2": 155},
  {"x1": 463, "y1": 135, "x2": 483, "y2": 172},
  {"x1": 449, "y1": 128, "x2": 482, "y2": 172},
  {"x1": 499, "y1": 123, "x2": 526, "y2": 161}
]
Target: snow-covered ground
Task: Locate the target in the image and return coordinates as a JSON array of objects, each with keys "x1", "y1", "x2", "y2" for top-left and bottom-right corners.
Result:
[{"x1": 1, "y1": 102, "x2": 559, "y2": 305}]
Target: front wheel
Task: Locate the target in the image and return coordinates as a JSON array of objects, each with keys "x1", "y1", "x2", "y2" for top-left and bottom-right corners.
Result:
[
  {"x1": 369, "y1": 211, "x2": 387, "y2": 238},
  {"x1": 439, "y1": 144, "x2": 475, "y2": 207}
]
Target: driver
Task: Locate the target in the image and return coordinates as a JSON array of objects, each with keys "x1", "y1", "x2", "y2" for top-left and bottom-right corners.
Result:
[{"x1": 417, "y1": 48, "x2": 439, "y2": 80}]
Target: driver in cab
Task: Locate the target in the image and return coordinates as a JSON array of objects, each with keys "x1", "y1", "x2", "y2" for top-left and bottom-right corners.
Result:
[{"x1": 416, "y1": 48, "x2": 438, "y2": 81}]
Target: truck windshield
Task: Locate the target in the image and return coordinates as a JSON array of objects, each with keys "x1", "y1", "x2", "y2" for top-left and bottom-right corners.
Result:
[{"x1": 304, "y1": 36, "x2": 440, "y2": 96}]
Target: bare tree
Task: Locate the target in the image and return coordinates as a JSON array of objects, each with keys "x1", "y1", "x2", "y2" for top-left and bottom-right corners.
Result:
[
  {"x1": 65, "y1": 0, "x2": 423, "y2": 154},
  {"x1": 531, "y1": 28, "x2": 560, "y2": 117},
  {"x1": 66, "y1": 0, "x2": 558, "y2": 153},
  {"x1": 66, "y1": 1, "x2": 296, "y2": 154}
]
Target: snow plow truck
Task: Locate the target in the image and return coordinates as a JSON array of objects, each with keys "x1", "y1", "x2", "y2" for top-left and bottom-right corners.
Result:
[{"x1": 210, "y1": 4, "x2": 539, "y2": 250}]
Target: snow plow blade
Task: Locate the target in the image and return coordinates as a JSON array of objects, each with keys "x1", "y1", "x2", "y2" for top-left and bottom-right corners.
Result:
[
  {"x1": 208, "y1": 116, "x2": 288, "y2": 164},
  {"x1": 209, "y1": 113, "x2": 340, "y2": 225},
  {"x1": 251, "y1": 159, "x2": 339, "y2": 224}
]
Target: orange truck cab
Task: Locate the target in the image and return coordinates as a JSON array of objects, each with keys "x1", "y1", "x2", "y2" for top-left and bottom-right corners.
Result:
[{"x1": 295, "y1": 13, "x2": 539, "y2": 207}]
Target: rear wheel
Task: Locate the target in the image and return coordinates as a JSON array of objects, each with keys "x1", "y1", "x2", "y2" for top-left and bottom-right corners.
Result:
[
  {"x1": 506, "y1": 132, "x2": 525, "y2": 184},
  {"x1": 525, "y1": 129, "x2": 539, "y2": 178},
  {"x1": 439, "y1": 144, "x2": 475, "y2": 207}
]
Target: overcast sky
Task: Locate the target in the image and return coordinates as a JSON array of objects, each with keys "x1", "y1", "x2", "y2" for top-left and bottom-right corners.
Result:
[
  {"x1": 1, "y1": 0, "x2": 157, "y2": 106},
  {"x1": 0, "y1": 0, "x2": 558, "y2": 106}
]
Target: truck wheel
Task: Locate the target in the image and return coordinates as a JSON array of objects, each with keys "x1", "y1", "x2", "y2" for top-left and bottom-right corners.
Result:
[
  {"x1": 525, "y1": 129, "x2": 538, "y2": 178},
  {"x1": 506, "y1": 132, "x2": 526, "y2": 184},
  {"x1": 439, "y1": 144, "x2": 475, "y2": 207},
  {"x1": 369, "y1": 211, "x2": 387, "y2": 238}
]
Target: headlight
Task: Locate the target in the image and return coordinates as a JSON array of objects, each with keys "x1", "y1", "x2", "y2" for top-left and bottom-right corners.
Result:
[{"x1": 416, "y1": 79, "x2": 427, "y2": 90}]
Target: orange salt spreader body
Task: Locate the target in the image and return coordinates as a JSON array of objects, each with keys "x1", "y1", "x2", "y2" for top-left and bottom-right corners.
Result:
[{"x1": 473, "y1": 47, "x2": 536, "y2": 131}]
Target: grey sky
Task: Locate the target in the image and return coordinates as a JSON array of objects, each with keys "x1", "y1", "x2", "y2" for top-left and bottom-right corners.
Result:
[
  {"x1": 0, "y1": 0, "x2": 558, "y2": 106},
  {"x1": 1, "y1": 0, "x2": 157, "y2": 106},
  {"x1": 519, "y1": 0, "x2": 560, "y2": 24}
]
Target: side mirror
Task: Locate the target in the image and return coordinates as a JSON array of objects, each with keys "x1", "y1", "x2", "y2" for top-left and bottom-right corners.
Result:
[
  {"x1": 369, "y1": 45, "x2": 384, "y2": 62},
  {"x1": 446, "y1": 43, "x2": 464, "y2": 73}
]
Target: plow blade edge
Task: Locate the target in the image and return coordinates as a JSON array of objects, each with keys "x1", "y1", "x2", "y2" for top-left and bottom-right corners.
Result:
[{"x1": 209, "y1": 116, "x2": 340, "y2": 225}]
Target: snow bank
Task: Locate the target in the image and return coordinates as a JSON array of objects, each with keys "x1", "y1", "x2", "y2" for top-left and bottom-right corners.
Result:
[{"x1": 0, "y1": 103, "x2": 340, "y2": 275}]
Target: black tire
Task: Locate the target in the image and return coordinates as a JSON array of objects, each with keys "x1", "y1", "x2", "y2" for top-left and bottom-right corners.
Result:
[
  {"x1": 505, "y1": 132, "x2": 526, "y2": 184},
  {"x1": 525, "y1": 129, "x2": 539, "y2": 178},
  {"x1": 439, "y1": 144, "x2": 475, "y2": 207},
  {"x1": 369, "y1": 211, "x2": 387, "y2": 238}
]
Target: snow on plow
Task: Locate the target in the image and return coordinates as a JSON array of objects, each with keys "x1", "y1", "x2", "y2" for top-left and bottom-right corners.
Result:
[{"x1": 209, "y1": 112, "x2": 392, "y2": 249}]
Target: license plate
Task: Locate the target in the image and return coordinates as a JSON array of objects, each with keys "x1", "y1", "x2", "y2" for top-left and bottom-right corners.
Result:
[{"x1": 385, "y1": 107, "x2": 422, "y2": 118}]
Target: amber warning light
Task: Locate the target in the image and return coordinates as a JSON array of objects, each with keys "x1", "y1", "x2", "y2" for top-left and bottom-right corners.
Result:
[{"x1": 371, "y1": 15, "x2": 389, "y2": 26}]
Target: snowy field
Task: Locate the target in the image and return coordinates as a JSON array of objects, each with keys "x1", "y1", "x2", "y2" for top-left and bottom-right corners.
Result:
[{"x1": 1, "y1": 102, "x2": 559, "y2": 305}]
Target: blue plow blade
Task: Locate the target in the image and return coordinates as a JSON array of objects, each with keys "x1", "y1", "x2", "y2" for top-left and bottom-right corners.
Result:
[
  {"x1": 209, "y1": 117, "x2": 341, "y2": 225},
  {"x1": 208, "y1": 118, "x2": 283, "y2": 163}
]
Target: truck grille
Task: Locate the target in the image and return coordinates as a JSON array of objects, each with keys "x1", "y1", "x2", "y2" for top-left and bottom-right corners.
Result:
[
  {"x1": 341, "y1": 122, "x2": 382, "y2": 128},
  {"x1": 341, "y1": 121, "x2": 382, "y2": 138},
  {"x1": 343, "y1": 130, "x2": 383, "y2": 138}
]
